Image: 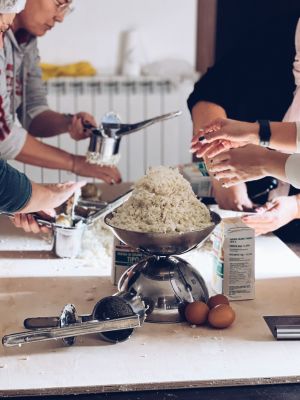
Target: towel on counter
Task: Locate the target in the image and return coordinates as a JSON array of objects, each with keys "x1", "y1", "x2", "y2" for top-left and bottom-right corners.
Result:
[{"x1": 40, "y1": 61, "x2": 97, "y2": 80}]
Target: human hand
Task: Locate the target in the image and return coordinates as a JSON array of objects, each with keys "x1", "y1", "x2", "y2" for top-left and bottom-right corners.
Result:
[
  {"x1": 42, "y1": 181, "x2": 87, "y2": 210},
  {"x1": 242, "y1": 196, "x2": 299, "y2": 236},
  {"x1": 72, "y1": 155, "x2": 122, "y2": 184},
  {"x1": 12, "y1": 210, "x2": 55, "y2": 234},
  {"x1": 190, "y1": 118, "x2": 259, "y2": 158},
  {"x1": 212, "y1": 180, "x2": 254, "y2": 211},
  {"x1": 13, "y1": 181, "x2": 87, "y2": 233},
  {"x1": 209, "y1": 145, "x2": 269, "y2": 187},
  {"x1": 21, "y1": 181, "x2": 87, "y2": 214},
  {"x1": 68, "y1": 112, "x2": 97, "y2": 141}
]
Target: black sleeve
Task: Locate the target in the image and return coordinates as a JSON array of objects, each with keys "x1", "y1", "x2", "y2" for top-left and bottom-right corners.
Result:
[
  {"x1": 0, "y1": 160, "x2": 32, "y2": 213},
  {"x1": 188, "y1": 13, "x2": 299, "y2": 122}
]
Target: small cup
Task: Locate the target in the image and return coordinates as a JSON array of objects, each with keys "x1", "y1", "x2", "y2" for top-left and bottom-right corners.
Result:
[{"x1": 54, "y1": 225, "x2": 85, "y2": 258}]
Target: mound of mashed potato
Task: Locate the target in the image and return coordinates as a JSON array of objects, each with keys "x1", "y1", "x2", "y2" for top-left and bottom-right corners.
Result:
[{"x1": 109, "y1": 166, "x2": 212, "y2": 233}]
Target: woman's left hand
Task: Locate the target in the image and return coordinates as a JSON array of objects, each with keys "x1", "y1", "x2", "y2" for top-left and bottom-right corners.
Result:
[
  {"x1": 68, "y1": 112, "x2": 97, "y2": 141},
  {"x1": 208, "y1": 144, "x2": 268, "y2": 187}
]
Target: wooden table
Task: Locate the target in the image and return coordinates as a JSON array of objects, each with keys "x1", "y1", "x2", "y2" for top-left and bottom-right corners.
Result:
[{"x1": 1, "y1": 214, "x2": 300, "y2": 398}]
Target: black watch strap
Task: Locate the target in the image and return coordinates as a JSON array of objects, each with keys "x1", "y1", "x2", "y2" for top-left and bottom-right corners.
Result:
[{"x1": 257, "y1": 120, "x2": 271, "y2": 147}]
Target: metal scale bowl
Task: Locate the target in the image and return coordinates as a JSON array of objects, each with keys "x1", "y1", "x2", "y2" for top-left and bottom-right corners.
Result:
[{"x1": 105, "y1": 211, "x2": 221, "y2": 323}]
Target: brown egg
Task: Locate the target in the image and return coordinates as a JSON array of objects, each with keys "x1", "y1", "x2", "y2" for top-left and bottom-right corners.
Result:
[
  {"x1": 207, "y1": 294, "x2": 230, "y2": 309},
  {"x1": 208, "y1": 304, "x2": 235, "y2": 329},
  {"x1": 184, "y1": 301, "x2": 209, "y2": 325}
]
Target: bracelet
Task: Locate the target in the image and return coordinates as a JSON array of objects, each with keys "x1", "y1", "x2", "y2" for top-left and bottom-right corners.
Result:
[{"x1": 257, "y1": 120, "x2": 271, "y2": 147}]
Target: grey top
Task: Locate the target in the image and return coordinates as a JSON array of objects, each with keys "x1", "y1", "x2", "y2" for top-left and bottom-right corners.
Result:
[
  {"x1": 0, "y1": 29, "x2": 50, "y2": 160},
  {"x1": 0, "y1": 159, "x2": 32, "y2": 212}
]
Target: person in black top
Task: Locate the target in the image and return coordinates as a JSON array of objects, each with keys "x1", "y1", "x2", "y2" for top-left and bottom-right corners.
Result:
[{"x1": 188, "y1": 12, "x2": 300, "y2": 240}]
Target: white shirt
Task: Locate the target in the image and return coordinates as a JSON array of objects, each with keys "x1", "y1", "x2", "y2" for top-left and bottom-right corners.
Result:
[{"x1": 275, "y1": 19, "x2": 300, "y2": 189}]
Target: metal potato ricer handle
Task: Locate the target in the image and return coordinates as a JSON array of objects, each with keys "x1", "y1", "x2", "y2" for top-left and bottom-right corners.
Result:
[
  {"x1": 0, "y1": 211, "x2": 55, "y2": 228},
  {"x1": 3, "y1": 316, "x2": 141, "y2": 347},
  {"x1": 86, "y1": 110, "x2": 182, "y2": 165},
  {"x1": 3, "y1": 293, "x2": 146, "y2": 348}
]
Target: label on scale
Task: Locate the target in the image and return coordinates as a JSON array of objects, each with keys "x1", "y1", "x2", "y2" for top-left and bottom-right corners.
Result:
[{"x1": 211, "y1": 217, "x2": 255, "y2": 300}]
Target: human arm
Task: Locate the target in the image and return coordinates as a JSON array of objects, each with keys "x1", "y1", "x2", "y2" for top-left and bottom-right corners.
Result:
[
  {"x1": 242, "y1": 195, "x2": 300, "y2": 236},
  {"x1": 190, "y1": 102, "x2": 254, "y2": 211},
  {"x1": 14, "y1": 134, "x2": 121, "y2": 184},
  {"x1": 209, "y1": 145, "x2": 290, "y2": 187},
  {"x1": 20, "y1": 181, "x2": 86, "y2": 213},
  {"x1": 29, "y1": 110, "x2": 97, "y2": 141},
  {"x1": 0, "y1": 160, "x2": 85, "y2": 214},
  {"x1": 18, "y1": 38, "x2": 96, "y2": 141},
  {"x1": 12, "y1": 181, "x2": 86, "y2": 234},
  {"x1": 191, "y1": 118, "x2": 298, "y2": 158}
]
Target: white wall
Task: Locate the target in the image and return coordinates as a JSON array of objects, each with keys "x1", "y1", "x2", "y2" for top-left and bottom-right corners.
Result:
[{"x1": 38, "y1": 0, "x2": 198, "y2": 74}]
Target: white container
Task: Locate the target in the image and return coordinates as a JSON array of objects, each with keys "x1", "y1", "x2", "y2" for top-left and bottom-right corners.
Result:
[
  {"x1": 54, "y1": 225, "x2": 85, "y2": 258},
  {"x1": 211, "y1": 217, "x2": 255, "y2": 300},
  {"x1": 121, "y1": 29, "x2": 141, "y2": 77}
]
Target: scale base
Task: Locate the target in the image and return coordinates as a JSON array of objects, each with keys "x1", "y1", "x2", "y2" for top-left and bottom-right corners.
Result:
[{"x1": 118, "y1": 255, "x2": 209, "y2": 323}]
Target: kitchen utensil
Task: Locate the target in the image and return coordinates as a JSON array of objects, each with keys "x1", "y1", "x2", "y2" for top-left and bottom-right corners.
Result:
[
  {"x1": 54, "y1": 223, "x2": 85, "y2": 258},
  {"x1": 105, "y1": 211, "x2": 221, "y2": 323},
  {"x1": 106, "y1": 211, "x2": 220, "y2": 257},
  {"x1": 0, "y1": 211, "x2": 56, "y2": 229},
  {"x1": 86, "y1": 110, "x2": 182, "y2": 165},
  {"x1": 65, "y1": 189, "x2": 81, "y2": 221},
  {"x1": 84, "y1": 189, "x2": 132, "y2": 226},
  {"x1": 4, "y1": 293, "x2": 146, "y2": 348},
  {"x1": 264, "y1": 316, "x2": 300, "y2": 340},
  {"x1": 53, "y1": 190, "x2": 132, "y2": 258},
  {"x1": 0, "y1": 189, "x2": 131, "y2": 232},
  {"x1": 3, "y1": 316, "x2": 141, "y2": 348},
  {"x1": 22, "y1": 292, "x2": 146, "y2": 345},
  {"x1": 1, "y1": 190, "x2": 132, "y2": 258}
]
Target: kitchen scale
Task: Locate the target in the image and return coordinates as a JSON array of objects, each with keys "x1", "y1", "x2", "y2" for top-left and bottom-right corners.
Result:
[
  {"x1": 2, "y1": 212, "x2": 221, "y2": 347},
  {"x1": 105, "y1": 211, "x2": 221, "y2": 323}
]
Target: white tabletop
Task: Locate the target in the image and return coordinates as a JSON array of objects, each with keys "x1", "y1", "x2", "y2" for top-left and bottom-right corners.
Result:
[{"x1": 0, "y1": 217, "x2": 300, "y2": 396}]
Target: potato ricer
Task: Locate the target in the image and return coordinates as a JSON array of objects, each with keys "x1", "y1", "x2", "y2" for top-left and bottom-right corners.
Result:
[
  {"x1": 2, "y1": 292, "x2": 146, "y2": 347},
  {"x1": 85, "y1": 110, "x2": 182, "y2": 165}
]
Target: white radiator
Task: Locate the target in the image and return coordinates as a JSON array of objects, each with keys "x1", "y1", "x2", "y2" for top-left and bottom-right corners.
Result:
[{"x1": 15, "y1": 77, "x2": 193, "y2": 183}]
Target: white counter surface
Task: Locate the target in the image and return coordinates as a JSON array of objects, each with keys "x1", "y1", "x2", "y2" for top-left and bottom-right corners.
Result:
[{"x1": 0, "y1": 217, "x2": 300, "y2": 396}]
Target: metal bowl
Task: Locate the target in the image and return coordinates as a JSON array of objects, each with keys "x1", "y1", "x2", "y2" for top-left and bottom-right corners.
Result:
[{"x1": 105, "y1": 211, "x2": 221, "y2": 256}]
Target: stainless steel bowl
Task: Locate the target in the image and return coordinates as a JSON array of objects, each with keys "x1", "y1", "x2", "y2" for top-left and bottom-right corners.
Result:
[{"x1": 105, "y1": 211, "x2": 221, "y2": 256}]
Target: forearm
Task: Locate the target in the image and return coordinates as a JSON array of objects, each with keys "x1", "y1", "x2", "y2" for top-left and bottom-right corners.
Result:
[
  {"x1": 247, "y1": 122, "x2": 297, "y2": 152},
  {"x1": 262, "y1": 150, "x2": 289, "y2": 182},
  {"x1": 15, "y1": 134, "x2": 74, "y2": 171},
  {"x1": 192, "y1": 101, "x2": 230, "y2": 192},
  {"x1": 29, "y1": 110, "x2": 71, "y2": 138},
  {"x1": 268, "y1": 122, "x2": 296, "y2": 152},
  {"x1": 20, "y1": 182, "x2": 55, "y2": 213},
  {"x1": 192, "y1": 101, "x2": 227, "y2": 134}
]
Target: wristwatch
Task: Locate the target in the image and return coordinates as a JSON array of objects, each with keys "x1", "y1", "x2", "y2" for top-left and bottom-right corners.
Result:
[{"x1": 257, "y1": 120, "x2": 271, "y2": 147}]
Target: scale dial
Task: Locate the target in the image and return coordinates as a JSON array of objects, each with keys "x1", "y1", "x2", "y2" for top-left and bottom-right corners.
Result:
[{"x1": 170, "y1": 257, "x2": 209, "y2": 303}]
